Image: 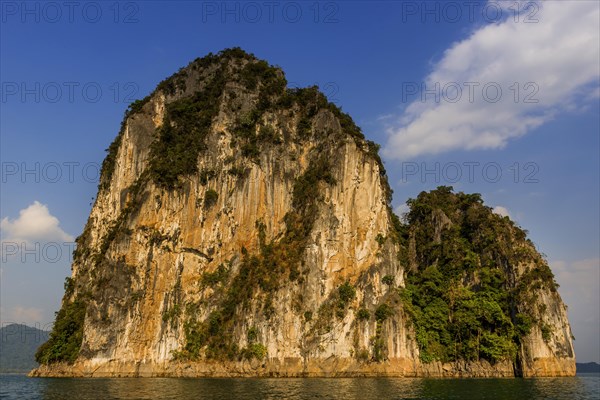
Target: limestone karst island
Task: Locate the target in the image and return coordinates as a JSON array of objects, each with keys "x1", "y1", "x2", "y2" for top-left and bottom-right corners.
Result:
[{"x1": 31, "y1": 49, "x2": 575, "y2": 378}]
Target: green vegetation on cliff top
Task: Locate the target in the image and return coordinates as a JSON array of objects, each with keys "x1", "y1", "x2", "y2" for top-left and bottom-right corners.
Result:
[
  {"x1": 396, "y1": 186, "x2": 558, "y2": 364},
  {"x1": 38, "y1": 48, "x2": 562, "y2": 368},
  {"x1": 99, "y1": 47, "x2": 388, "y2": 195}
]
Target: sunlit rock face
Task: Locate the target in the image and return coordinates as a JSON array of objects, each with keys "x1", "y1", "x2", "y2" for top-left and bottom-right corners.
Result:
[{"x1": 31, "y1": 49, "x2": 575, "y2": 378}]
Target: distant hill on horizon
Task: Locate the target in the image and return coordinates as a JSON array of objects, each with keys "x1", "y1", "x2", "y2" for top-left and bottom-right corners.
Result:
[
  {"x1": 0, "y1": 324, "x2": 49, "y2": 373},
  {"x1": 576, "y1": 362, "x2": 600, "y2": 373}
]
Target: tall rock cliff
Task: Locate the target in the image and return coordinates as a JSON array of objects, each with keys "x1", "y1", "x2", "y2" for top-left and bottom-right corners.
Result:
[{"x1": 32, "y1": 49, "x2": 575, "y2": 377}]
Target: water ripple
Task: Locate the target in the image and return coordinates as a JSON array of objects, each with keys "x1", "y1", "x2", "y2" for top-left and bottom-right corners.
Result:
[{"x1": 1, "y1": 373, "x2": 598, "y2": 400}]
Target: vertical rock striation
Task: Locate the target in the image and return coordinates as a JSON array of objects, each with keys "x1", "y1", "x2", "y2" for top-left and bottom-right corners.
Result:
[{"x1": 31, "y1": 49, "x2": 575, "y2": 377}]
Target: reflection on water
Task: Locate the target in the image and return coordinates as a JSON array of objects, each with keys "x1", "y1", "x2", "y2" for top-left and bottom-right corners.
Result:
[{"x1": 1, "y1": 373, "x2": 598, "y2": 400}]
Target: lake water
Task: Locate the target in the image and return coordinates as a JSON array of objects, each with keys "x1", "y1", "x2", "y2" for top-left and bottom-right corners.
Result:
[{"x1": 1, "y1": 373, "x2": 598, "y2": 399}]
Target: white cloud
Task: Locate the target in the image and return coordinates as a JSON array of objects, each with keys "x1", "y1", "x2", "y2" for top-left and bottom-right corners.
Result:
[
  {"x1": 394, "y1": 203, "x2": 410, "y2": 222},
  {"x1": 1, "y1": 201, "x2": 73, "y2": 243},
  {"x1": 492, "y1": 205, "x2": 511, "y2": 218},
  {"x1": 394, "y1": 203, "x2": 409, "y2": 216},
  {"x1": 384, "y1": 0, "x2": 600, "y2": 159},
  {"x1": 2, "y1": 306, "x2": 44, "y2": 324}
]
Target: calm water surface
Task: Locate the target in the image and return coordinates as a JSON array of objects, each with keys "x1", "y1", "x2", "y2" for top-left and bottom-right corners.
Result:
[{"x1": 1, "y1": 373, "x2": 598, "y2": 399}]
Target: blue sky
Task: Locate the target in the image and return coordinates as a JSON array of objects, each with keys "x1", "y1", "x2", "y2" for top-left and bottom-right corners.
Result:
[{"x1": 1, "y1": 1, "x2": 599, "y2": 362}]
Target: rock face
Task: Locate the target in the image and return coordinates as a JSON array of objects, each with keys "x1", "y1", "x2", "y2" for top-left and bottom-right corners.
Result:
[{"x1": 31, "y1": 49, "x2": 575, "y2": 378}]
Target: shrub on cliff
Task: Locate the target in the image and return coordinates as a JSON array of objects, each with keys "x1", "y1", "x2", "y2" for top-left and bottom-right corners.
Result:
[{"x1": 35, "y1": 300, "x2": 86, "y2": 364}]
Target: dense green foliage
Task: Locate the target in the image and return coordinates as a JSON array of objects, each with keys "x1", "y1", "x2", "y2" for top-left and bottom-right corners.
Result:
[
  {"x1": 240, "y1": 327, "x2": 267, "y2": 360},
  {"x1": 382, "y1": 275, "x2": 394, "y2": 286},
  {"x1": 64, "y1": 276, "x2": 75, "y2": 298},
  {"x1": 375, "y1": 304, "x2": 394, "y2": 322},
  {"x1": 201, "y1": 264, "x2": 229, "y2": 287},
  {"x1": 241, "y1": 343, "x2": 268, "y2": 360},
  {"x1": 98, "y1": 130, "x2": 123, "y2": 192},
  {"x1": 334, "y1": 282, "x2": 356, "y2": 318},
  {"x1": 148, "y1": 48, "x2": 290, "y2": 185},
  {"x1": 357, "y1": 308, "x2": 371, "y2": 321},
  {"x1": 35, "y1": 300, "x2": 86, "y2": 364},
  {"x1": 397, "y1": 186, "x2": 558, "y2": 364},
  {"x1": 148, "y1": 66, "x2": 227, "y2": 189},
  {"x1": 203, "y1": 189, "x2": 219, "y2": 209},
  {"x1": 229, "y1": 62, "x2": 286, "y2": 162},
  {"x1": 338, "y1": 282, "x2": 356, "y2": 305}
]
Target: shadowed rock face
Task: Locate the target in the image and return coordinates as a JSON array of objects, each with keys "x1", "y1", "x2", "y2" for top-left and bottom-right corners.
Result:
[{"x1": 31, "y1": 48, "x2": 575, "y2": 378}]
